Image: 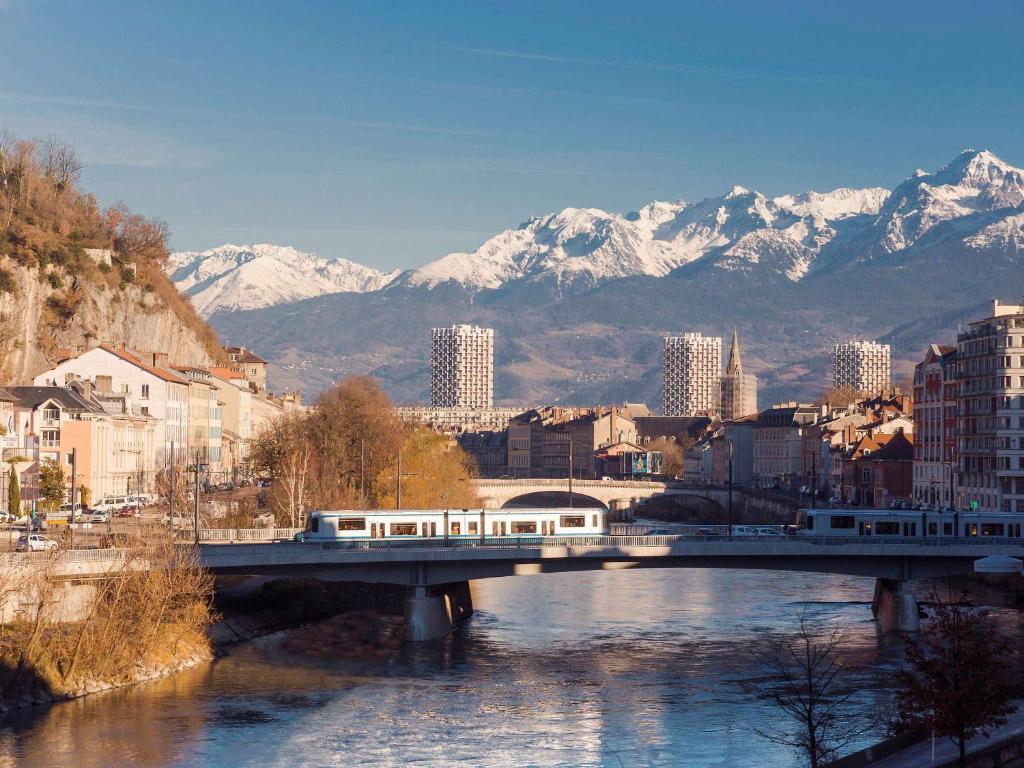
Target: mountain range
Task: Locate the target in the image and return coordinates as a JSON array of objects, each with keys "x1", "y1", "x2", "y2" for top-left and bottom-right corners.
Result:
[{"x1": 169, "y1": 149, "x2": 1024, "y2": 408}]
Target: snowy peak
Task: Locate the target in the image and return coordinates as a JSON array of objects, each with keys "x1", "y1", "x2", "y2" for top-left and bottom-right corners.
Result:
[{"x1": 169, "y1": 244, "x2": 398, "y2": 317}]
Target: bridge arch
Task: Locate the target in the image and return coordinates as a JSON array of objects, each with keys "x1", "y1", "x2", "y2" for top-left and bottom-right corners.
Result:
[{"x1": 501, "y1": 491, "x2": 608, "y2": 509}]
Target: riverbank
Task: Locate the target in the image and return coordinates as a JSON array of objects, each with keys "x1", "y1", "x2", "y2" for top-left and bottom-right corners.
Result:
[{"x1": 0, "y1": 576, "x2": 407, "y2": 718}]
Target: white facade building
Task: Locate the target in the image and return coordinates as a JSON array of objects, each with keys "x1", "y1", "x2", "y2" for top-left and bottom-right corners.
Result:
[
  {"x1": 33, "y1": 345, "x2": 190, "y2": 466},
  {"x1": 663, "y1": 333, "x2": 722, "y2": 417},
  {"x1": 431, "y1": 325, "x2": 494, "y2": 409},
  {"x1": 833, "y1": 340, "x2": 891, "y2": 393}
]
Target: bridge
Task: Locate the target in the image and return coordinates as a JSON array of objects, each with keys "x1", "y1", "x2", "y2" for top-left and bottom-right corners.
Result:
[
  {"x1": 10, "y1": 533, "x2": 1021, "y2": 640},
  {"x1": 471, "y1": 478, "x2": 799, "y2": 519}
]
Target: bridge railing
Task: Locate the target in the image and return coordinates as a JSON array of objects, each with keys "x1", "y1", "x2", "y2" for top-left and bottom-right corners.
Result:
[{"x1": 185, "y1": 528, "x2": 302, "y2": 543}]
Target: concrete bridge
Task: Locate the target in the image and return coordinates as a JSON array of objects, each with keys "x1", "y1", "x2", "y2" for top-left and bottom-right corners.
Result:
[
  {"x1": 471, "y1": 478, "x2": 799, "y2": 519},
  {"x1": 198, "y1": 535, "x2": 1023, "y2": 639}
]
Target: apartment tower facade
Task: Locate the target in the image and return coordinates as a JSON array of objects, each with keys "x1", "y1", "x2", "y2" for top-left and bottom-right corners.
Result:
[
  {"x1": 431, "y1": 324, "x2": 494, "y2": 409},
  {"x1": 663, "y1": 333, "x2": 722, "y2": 417},
  {"x1": 833, "y1": 339, "x2": 891, "y2": 393},
  {"x1": 956, "y1": 300, "x2": 1024, "y2": 513}
]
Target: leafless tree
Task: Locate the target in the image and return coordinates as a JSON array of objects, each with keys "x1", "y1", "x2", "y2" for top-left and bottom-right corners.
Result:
[
  {"x1": 746, "y1": 612, "x2": 867, "y2": 768},
  {"x1": 38, "y1": 135, "x2": 82, "y2": 193}
]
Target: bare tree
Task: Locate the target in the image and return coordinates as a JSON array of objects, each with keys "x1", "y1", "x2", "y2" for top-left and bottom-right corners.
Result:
[
  {"x1": 38, "y1": 135, "x2": 82, "y2": 193},
  {"x1": 897, "y1": 589, "x2": 1018, "y2": 768},
  {"x1": 747, "y1": 612, "x2": 866, "y2": 768}
]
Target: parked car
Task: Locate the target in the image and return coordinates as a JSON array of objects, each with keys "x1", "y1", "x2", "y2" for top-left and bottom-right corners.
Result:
[
  {"x1": 15, "y1": 534, "x2": 58, "y2": 552},
  {"x1": 29, "y1": 517, "x2": 47, "y2": 532},
  {"x1": 57, "y1": 502, "x2": 88, "y2": 517},
  {"x1": 116, "y1": 507, "x2": 139, "y2": 518},
  {"x1": 292, "y1": 531, "x2": 305, "y2": 543},
  {"x1": 754, "y1": 526, "x2": 785, "y2": 536},
  {"x1": 0, "y1": 511, "x2": 16, "y2": 525},
  {"x1": 694, "y1": 527, "x2": 720, "y2": 536},
  {"x1": 89, "y1": 511, "x2": 110, "y2": 524},
  {"x1": 730, "y1": 526, "x2": 758, "y2": 537},
  {"x1": 256, "y1": 477, "x2": 273, "y2": 488}
]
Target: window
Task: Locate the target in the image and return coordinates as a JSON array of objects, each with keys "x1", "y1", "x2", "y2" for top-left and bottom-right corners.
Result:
[
  {"x1": 928, "y1": 522, "x2": 938, "y2": 536},
  {"x1": 336, "y1": 517, "x2": 365, "y2": 531},
  {"x1": 42, "y1": 406, "x2": 59, "y2": 422},
  {"x1": 593, "y1": 514, "x2": 598, "y2": 528},
  {"x1": 421, "y1": 522, "x2": 430, "y2": 537},
  {"x1": 451, "y1": 522, "x2": 461, "y2": 535},
  {"x1": 42, "y1": 429, "x2": 60, "y2": 448},
  {"x1": 511, "y1": 521, "x2": 537, "y2": 534},
  {"x1": 468, "y1": 521, "x2": 478, "y2": 535},
  {"x1": 981, "y1": 523, "x2": 1005, "y2": 536},
  {"x1": 559, "y1": 515, "x2": 585, "y2": 528},
  {"x1": 829, "y1": 515, "x2": 855, "y2": 529},
  {"x1": 370, "y1": 523, "x2": 377, "y2": 538},
  {"x1": 500, "y1": 521, "x2": 506, "y2": 536},
  {"x1": 943, "y1": 522, "x2": 953, "y2": 536},
  {"x1": 806, "y1": 515, "x2": 814, "y2": 531},
  {"x1": 311, "y1": 517, "x2": 320, "y2": 533},
  {"x1": 141, "y1": 384, "x2": 150, "y2": 398},
  {"x1": 390, "y1": 523, "x2": 417, "y2": 536},
  {"x1": 875, "y1": 522, "x2": 900, "y2": 535}
]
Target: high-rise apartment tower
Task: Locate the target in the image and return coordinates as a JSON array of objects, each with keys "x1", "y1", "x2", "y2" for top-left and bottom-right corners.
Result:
[
  {"x1": 430, "y1": 324, "x2": 494, "y2": 409},
  {"x1": 663, "y1": 332, "x2": 722, "y2": 417},
  {"x1": 833, "y1": 339, "x2": 891, "y2": 393}
]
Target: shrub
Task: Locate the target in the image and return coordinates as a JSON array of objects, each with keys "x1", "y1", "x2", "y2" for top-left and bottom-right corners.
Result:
[{"x1": 0, "y1": 267, "x2": 16, "y2": 294}]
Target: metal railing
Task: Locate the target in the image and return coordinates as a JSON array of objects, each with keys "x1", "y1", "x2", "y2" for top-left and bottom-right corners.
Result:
[{"x1": 189, "y1": 528, "x2": 302, "y2": 543}]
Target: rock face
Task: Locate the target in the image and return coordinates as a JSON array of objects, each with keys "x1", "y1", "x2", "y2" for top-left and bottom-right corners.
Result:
[{"x1": 0, "y1": 261, "x2": 215, "y2": 384}]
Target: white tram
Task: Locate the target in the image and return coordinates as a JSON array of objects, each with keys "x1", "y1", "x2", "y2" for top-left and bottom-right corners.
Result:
[
  {"x1": 304, "y1": 508, "x2": 609, "y2": 541},
  {"x1": 801, "y1": 508, "x2": 1024, "y2": 539}
]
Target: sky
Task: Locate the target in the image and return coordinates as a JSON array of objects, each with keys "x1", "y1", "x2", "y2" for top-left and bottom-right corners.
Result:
[{"x1": 3, "y1": 0, "x2": 1024, "y2": 270}]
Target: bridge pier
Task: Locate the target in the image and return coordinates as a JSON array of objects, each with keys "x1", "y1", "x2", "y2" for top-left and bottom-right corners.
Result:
[
  {"x1": 871, "y1": 579, "x2": 920, "y2": 633},
  {"x1": 403, "y1": 581, "x2": 474, "y2": 641}
]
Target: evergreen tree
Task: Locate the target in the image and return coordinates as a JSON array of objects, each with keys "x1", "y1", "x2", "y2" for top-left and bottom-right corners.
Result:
[{"x1": 7, "y1": 465, "x2": 19, "y2": 516}]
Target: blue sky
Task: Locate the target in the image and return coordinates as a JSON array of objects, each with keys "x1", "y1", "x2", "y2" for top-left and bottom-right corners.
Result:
[{"x1": 3, "y1": 1, "x2": 1023, "y2": 269}]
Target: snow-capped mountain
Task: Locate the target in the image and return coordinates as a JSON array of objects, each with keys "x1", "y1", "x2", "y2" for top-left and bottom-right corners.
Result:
[
  {"x1": 173, "y1": 149, "x2": 1024, "y2": 318},
  {"x1": 168, "y1": 244, "x2": 398, "y2": 316}
]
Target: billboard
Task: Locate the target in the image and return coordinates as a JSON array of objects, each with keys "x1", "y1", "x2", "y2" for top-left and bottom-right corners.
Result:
[{"x1": 626, "y1": 451, "x2": 663, "y2": 476}]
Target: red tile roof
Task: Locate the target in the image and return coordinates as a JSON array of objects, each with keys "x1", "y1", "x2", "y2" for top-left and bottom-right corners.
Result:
[{"x1": 98, "y1": 344, "x2": 188, "y2": 384}]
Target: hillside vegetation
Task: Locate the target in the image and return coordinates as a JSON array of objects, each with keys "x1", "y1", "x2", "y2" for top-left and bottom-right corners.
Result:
[{"x1": 0, "y1": 132, "x2": 222, "y2": 383}]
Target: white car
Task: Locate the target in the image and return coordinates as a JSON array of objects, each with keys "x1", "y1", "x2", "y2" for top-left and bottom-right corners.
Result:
[
  {"x1": 15, "y1": 534, "x2": 58, "y2": 552},
  {"x1": 730, "y1": 526, "x2": 758, "y2": 537},
  {"x1": 89, "y1": 511, "x2": 110, "y2": 524},
  {"x1": 754, "y1": 527, "x2": 785, "y2": 536}
]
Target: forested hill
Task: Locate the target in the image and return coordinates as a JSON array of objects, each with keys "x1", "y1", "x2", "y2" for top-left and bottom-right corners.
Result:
[{"x1": 0, "y1": 133, "x2": 222, "y2": 384}]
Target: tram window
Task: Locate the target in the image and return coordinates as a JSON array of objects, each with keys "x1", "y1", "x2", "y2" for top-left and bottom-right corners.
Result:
[
  {"x1": 422, "y1": 522, "x2": 429, "y2": 537},
  {"x1": 337, "y1": 517, "x2": 366, "y2": 531},
  {"x1": 829, "y1": 515, "x2": 854, "y2": 529},
  {"x1": 310, "y1": 517, "x2": 320, "y2": 533},
  {"x1": 910, "y1": 522, "x2": 916, "y2": 536},
  {"x1": 592, "y1": 514, "x2": 598, "y2": 528},
  {"x1": 928, "y1": 522, "x2": 938, "y2": 536},
  {"x1": 943, "y1": 523, "x2": 953, "y2": 536},
  {"x1": 876, "y1": 522, "x2": 899, "y2": 535},
  {"x1": 511, "y1": 521, "x2": 537, "y2": 534},
  {"x1": 806, "y1": 516, "x2": 814, "y2": 531},
  {"x1": 431, "y1": 522, "x2": 437, "y2": 537},
  {"x1": 370, "y1": 523, "x2": 377, "y2": 538},
  {"x1": 981, "y1": 523, "x2": 1005, "y2": 536},
  {"x1": 560, "y1": 515, "x2": 586, "y2": 528},
  {"x1": 500, "y1": 521, "x2": 507, "y2": 536},
  {"x1": 967, "y1": 524, "x2": 978, "y2": 537},
  {"x1": 390, "y1": 523, "x2": 417, "y2": 536},
  {"x1": 492, "y1": 521, "x2": 499, "y2": 536},
  {"x1": 468, "y1": 521, "x2": 478, "y2": 535},
  {"x1": 451, "y1": 522, "x2": 461, "y2": 535}
]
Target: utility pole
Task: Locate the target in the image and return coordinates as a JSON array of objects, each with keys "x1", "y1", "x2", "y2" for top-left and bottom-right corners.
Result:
[
  {"x1": 811, "y1": 451, "x2": 817, "y2": 509},
  {"x1": 568, "y1": 432, "x2": 574, "y2": 509},
  {"x1": 168, "y1": 440, "x2": 174, "y2": 533},
  {"x1": 727, "y1": 440, "x2": 733, "y2": 537},
  {"x1": 69, "y1": 447, "x2": 77, "y2": 549},
  {"x1": 396, "y1": 450, "x2": 401, "y2": 510},
  {"x1": 359, "y1": 438, "x2": 365, "y2": 511},
  {"x1": 194, "y1": 450, "x2": 201, "y2": 545}
]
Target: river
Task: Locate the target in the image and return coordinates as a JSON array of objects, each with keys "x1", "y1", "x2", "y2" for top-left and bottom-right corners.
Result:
[{"x1": 0, "y1": 565, "x2": 931, "y2": 768}]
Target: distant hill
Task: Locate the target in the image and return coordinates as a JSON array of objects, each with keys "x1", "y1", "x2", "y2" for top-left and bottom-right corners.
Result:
[{"x1": 178, "y1": 149, "x2": 1024, "y2": 407}]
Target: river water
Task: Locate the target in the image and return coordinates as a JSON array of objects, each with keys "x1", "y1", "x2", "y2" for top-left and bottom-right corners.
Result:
[{"x1": 0, "y1": 566, "x2": 925, "y2": 768}]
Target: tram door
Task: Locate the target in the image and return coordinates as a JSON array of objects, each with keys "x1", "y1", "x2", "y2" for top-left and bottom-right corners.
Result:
[
  {"x1": 370, "y1": 523, "x2": 377, "y2": 538},
  {"x1": 500, "y1": 521, "x2": 507, "y2": 536},
  {"x1": 431, "y1": 522, "x2": 437, "y2": 537}
]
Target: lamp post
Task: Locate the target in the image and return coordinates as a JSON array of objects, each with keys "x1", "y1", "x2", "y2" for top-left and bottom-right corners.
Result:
[{"x1": 727, "y1": 440, "x2": 733, "y2": 537}]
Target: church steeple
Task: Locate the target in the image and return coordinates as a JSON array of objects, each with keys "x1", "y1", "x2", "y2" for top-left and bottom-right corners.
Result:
[{"x1": 726, "y1": 328, "x2": 742, "y2": 376}]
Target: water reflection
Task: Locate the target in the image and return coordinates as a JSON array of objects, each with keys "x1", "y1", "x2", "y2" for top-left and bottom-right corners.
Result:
[{"x1": 0, "y1": 568, "x2": 974, "y2": 768}]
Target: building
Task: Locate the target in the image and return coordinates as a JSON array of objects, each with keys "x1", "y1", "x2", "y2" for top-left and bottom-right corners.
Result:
[
  {"x1": 173, "y1": 367, "x2": 224, "y2": 478},
  {"x1": 225, "y1": 346, "x2": 268, "y2": 395},
  {"x1": 207, "y1": 368, "x2": 254, "y2": 481},
  {"x1": 840, "y1": 431, "x2": 914, "y2": 508},
  {"x1": 833, "y1": 339, "x2": 891, "y2": 393},
  {"x1": 395, "y1": 405, "x2": 521, "y2": 435},
  {"x1": 752, "y1": 403, "x2": 821, "y2": 489},
  {"x1": 430, "y1": 325, "x2": 494, "y2": 409},
  {"x1": 33, "y1": 345, "x2": 189, "y2": 466},
  {"x1": 711, "y1": 416, "x2": 757, "y2": 487},
  {"x1": 912, "y1": 344, "x2": 958, "y2": 508},
  {"x1": 719, "y1": 330, "x2": 757, "y2": 421},
  {"x1": 457, "y1": 430, "x2": 508, "y2": 478},
  {"x1": 663, "y1": 333, "x2": 722, "y2": 417},
  {"x1": 956, "y1": 299, "x2": 1024, "y2": 513}
]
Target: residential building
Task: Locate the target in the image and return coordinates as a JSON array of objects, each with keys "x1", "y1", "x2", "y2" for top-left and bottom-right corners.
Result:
[
  {"x1": 752, "y1": 403, "x2": 821, "y2": 489},
  {"x1": 33, "y1": 344, "x2": 189, "y2": 465},
  {"x1": 225, "y1": 346, "x2": 268, "y2": 395},
  {"x1": 711, "y1": 416, "x2": 757, "y2": 487},
  {"x1": 840, "y1": 431, "x2": 914, "y2": 508},
  {"x1": 396, "y1": 405, "x2": 521, "y2": 435},
  {"x1": 430, "y1": 324, "x2": 494, "y2": 409},
  {"x1": 173, "y1": 367, "x2": 224, "y2": 477},
  {"x1": 956, "y1": 299, "x2": 1024, "y2": 513},
  {"x1": 663, "y1": 332, "x2": 722, "y2": 417},
  {"x1": 208, "y1": 368, "x2": 254, "y2": 480},
  {"x1": 719, "y1": 330, "x2": 757, "y2": 421},
  {"x1": 457, "y1": 430, "x2": 509, "y2": 478},
  {"x1": 912, "y1": 344, "x2": 958, "y2": 508},
  {"x1": 833, "y1": 339, "x2": 891, "y2": 392}
]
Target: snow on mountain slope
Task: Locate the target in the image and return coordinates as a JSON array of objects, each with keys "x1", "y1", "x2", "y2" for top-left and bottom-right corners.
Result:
[
  {"x1": 168, "y1": 244, "x2": 398, "y2": 317},
  {"x1": 171, "y1": 149, "x2": 1024, "y2": 310}
]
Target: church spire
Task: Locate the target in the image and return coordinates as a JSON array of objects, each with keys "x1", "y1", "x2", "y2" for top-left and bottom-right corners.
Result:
[{"x1": 726, "y1": 328, "x2": 742, "y2": 376}]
